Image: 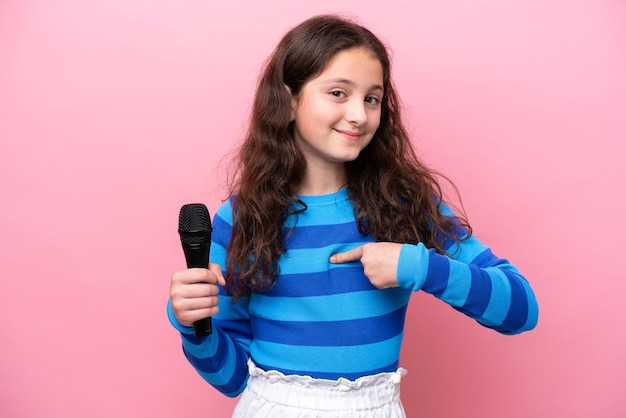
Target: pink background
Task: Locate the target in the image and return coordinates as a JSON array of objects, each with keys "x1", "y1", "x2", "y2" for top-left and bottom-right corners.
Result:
[{"x1": 1, "y1": 0, "x2": 625, "y2": 417}]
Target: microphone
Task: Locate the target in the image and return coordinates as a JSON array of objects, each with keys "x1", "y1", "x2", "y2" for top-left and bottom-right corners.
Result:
[{"x1": 178, "y1": 203, "x2": 213, "y2": 336}]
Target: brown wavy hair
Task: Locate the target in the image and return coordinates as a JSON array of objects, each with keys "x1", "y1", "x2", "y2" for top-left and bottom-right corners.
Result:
[{"x1": 225, "y1": 14, "x2": 471, "y2": 301}]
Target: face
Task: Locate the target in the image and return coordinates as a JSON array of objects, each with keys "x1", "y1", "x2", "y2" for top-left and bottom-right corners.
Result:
[{"x1": 290, "y1": 47, "x2": 384, "y2": 172}]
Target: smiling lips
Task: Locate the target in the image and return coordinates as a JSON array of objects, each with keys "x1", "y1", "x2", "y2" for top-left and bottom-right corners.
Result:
[{"x1": 335, "y1": 129, "x2": 362, "y2": 141}]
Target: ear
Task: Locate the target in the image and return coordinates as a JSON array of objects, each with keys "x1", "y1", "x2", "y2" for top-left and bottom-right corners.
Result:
[{"x1": 285, "y1": 84, "x2": 296, "y2": 122}]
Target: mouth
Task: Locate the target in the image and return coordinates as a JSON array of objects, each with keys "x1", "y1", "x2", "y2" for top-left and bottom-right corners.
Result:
[{"x1": 335, "y1": 129, "x2": 363, "y2": 141}]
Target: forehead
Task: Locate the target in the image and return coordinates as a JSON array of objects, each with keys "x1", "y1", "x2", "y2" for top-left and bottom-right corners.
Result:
[{"x1": 314, "y1": 47, "x2": 384, "y2": 87}]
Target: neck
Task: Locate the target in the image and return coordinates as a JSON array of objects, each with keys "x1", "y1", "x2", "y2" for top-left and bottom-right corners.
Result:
[{"x1": 297, "y1": 162, "x2": 347, "y2": 196}]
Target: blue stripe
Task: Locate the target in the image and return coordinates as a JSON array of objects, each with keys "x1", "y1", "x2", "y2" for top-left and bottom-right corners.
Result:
[
  {"x1": 519, "y1": 279, "x2": 539, "y2": 332},
  {"x1": 286, "y1": 191, "x2": 353, "y2": 227},
  {"x1": 212, "y1": 213, "x2": 232, "y2": 248},
  {"x1": 250, "y1": 288, "x2": 410, "y2": 321},
  {"x1": 480, "y1": 269, "x2": 512, "y2": 326},
  {"x1": 440, "y1": 261, "x2": 471, "y2": 306},
  {"x1": 285, "y1": 222, "x2": 364, "y2": 249},
  {"x1": 496, "y1": 269, "x2": 529, "y2": 332},
  {"x1": 470, "y1": 248, "x2": 520, "y2": 275},
  {"x1": 462, "y1": 264, "x2": 492, "y2": 316},
  {"x1": 216, "y1": 199, "x2": 234, "y2": 223},
  {"x1": 262, "y1": 266, "x2": 376, "y2": 297},
  {"x1": 215, "y1": 294, "x2": 250, "y2": 320},
  {"x1": 190, "y1": 351, "x2": 249, "y2": 396},
  {"x1": 209, "y1": 242, "x2": 227, "y2": 268},
  {"x1": 212, "y1": 318, "x2": 252, "y2": 340},
  {"x1": 279, "y1": 245, "x2": 368, "y2": 275},
  {"x1": 422, "y1": 249, "x2": 450, "y2": 297},
  {"x1": 184, "y1": 331, "x2": 231, "y2": 374},
  {"x1": 278, "y1": 247, "x2": 335, "y2": 274},
  {"x1": 441, "y1": 224, "x2": 470, "y2": 253},
  {"x1": 453, "y1": 238, "x2": 488, "y2": 264},
  {"x1": 184, "y1": 333, "x2": 249, "y2": 396},
  {"x1": 251, "y1": 333, "x2": 404, "y2": 375},
  {"x1": 211, "y1": 353, "x2": 249, "y2": 396},
  {"x1": 471, "y1": 247, "x2": 499, "y2": 266},
  {"x1": 252, "y1": 306, "x2": 407, "y2": 346}
]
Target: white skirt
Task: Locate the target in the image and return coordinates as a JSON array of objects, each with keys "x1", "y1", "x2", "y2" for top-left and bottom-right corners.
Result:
[{"x1": 232, "y1": 359, "x2": 407, "y2": 418}]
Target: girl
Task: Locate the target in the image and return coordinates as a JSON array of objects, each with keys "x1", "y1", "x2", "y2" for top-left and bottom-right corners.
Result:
[{"x1": 168, "y1": 14, "x2": 538, "y2": 417}]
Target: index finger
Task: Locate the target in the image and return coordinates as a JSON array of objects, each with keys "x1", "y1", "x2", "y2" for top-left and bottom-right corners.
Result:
[
  {"x1": 175, "y1": 268, "x2": 218, "y2": 285},
  {"x1": 329, "y1": 246, "x2": 363, "y2": 264},
  {"x1": 208, "y1": 262, "x2": 227, "y2": 286}
]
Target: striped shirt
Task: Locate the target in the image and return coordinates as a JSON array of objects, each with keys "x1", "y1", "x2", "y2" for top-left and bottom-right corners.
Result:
[{"x1": 167, "y1": 187, "x2": 538, "y2": 397}]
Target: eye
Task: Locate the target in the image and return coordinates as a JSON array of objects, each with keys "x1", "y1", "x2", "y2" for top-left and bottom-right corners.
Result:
[
  {"x1": 330, "y1": 90, "x2": 346, "y2": 98},
  {"x1": 365, "y1": 96, "x2": 381, "y2": 105}
]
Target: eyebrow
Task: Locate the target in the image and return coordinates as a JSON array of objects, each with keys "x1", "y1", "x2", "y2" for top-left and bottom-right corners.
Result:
[{"x1": 324, "y1": 78, "x2": 384, "y2": 92}]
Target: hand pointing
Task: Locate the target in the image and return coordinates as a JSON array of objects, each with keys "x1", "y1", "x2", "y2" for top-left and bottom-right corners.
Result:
[{"x1": 330, "y1": 242, "x2": 403, "y2": 289}]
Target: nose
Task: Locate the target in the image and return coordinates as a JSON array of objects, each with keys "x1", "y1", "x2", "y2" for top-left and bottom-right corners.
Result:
[{"x1": 346, "y1": 98, "x2": 367, "y2": 126}]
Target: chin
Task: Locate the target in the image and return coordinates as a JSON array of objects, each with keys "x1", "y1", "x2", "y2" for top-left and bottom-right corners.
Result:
[{"x1": 333, "y1": 152, "x2": 360, "y2": 163}]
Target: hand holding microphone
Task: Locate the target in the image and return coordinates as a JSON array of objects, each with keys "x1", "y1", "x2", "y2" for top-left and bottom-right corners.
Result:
[{"x1": 170, "y1": 204, "x2": 226, "y2": 336}]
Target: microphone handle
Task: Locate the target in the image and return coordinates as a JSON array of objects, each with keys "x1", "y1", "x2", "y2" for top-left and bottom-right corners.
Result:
[
  {"x1": 194, "y1": 316, "x2": 212, "y2": 337},
  {"x1": 183, "y1": 244, "x2": 212, "y2": 337}
]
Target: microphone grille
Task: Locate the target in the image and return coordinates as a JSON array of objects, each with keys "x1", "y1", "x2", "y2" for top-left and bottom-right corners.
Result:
[{"x1": 178, "y1": 203, "x2": 211, "y2": 245}]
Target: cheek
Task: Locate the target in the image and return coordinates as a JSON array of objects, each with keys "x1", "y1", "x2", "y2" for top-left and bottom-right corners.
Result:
[
  {"x1": 368, "y1": 110, "x2": 382, "y2": 132},
  {"x1": 306, "y1": 105, "x2": 342, "y2": 130},
  {"x1": 296, "y1": 98, "x2": 322, "y2": 121}
]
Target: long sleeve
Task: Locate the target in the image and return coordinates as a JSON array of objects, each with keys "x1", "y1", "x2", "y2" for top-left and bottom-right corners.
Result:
[
  {"x1": 396, "y1": 206, "x2": 538, "y2": 335},
  {"x1": 167, "y1": 192, "x2": 538, "y2": 398},
  {"x1": 166, "y1": 201, "x2": 253, "y2": 397}
]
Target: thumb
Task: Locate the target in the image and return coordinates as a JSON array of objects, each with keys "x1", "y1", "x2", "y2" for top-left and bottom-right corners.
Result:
[{"x1": 329, "y1": 245, "x2": 364, "y2": 264}]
